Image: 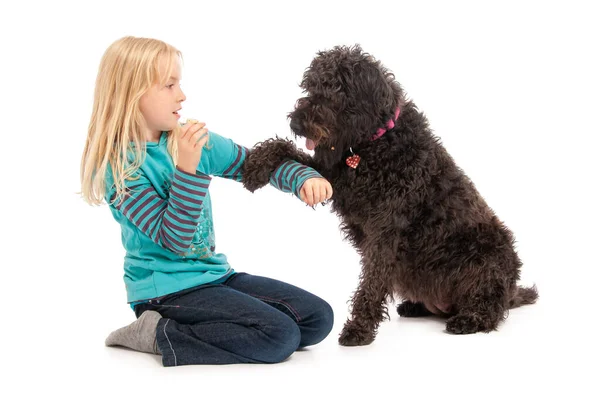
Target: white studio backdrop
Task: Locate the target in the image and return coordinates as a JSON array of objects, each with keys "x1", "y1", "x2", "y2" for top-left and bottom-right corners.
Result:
[{"x1": 1, "y1": 1, "x2": 598, "y2": 400}]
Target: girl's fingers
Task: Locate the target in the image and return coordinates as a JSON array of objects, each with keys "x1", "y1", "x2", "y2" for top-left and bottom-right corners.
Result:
[
  {"x1": 191, "y1": 128, "x2": 209, "y2": 147},
  {"x1": 325, "y1": 183, "x2": 333, "y2": 200},
  {"x1": 306, "y1": 184, "x2": 315, "y2": 206},
  {"x1": 195, "y1": 130, "x2": 210, "y2": 147},
  {"x1": 181, "y1": 122, "x2": 206, "y2": 140}
]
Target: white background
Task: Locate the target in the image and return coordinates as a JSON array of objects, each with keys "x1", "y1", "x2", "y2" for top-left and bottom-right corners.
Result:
[{"x1": 1, "y1": 0, "x2": 599, "y2": 400}]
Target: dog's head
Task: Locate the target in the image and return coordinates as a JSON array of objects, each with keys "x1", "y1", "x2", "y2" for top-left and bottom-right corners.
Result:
[{"x1": 289, "y1": 45, "x2": 404, "y2": 169}]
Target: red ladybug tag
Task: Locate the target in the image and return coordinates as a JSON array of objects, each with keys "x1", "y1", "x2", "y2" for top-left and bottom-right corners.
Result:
[{"x1": 346, "y1": 154, "x2": 361, "y2": 168}]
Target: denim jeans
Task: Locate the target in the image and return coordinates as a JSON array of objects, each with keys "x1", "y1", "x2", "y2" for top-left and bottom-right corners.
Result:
[{"x1": 134, "y1": 273, "x2": 334, "y2": 366}]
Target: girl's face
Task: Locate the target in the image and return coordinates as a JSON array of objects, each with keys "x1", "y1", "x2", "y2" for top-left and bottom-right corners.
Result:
[{"x1": 139, "y1": 57, "x2": 186, "y2": 141}]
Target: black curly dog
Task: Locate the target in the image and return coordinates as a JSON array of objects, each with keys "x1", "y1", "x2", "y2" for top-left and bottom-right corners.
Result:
[{"x1": 241, "y1": 45, "x2": 538, "y2": 345}]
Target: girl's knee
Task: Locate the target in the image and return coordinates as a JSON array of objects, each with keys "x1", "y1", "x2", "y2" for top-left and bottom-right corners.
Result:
[
  {"x1": 300, "y1": 301, "x2": 334, "y2": 347},
  {"x1": 259, "y1": 316, "x2": 301, "y2": 363}
]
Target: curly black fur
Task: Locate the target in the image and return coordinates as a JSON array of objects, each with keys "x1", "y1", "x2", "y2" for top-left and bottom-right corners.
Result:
[
  {"x1": 242, "y1": 137, "x2": 315, "y2": 192},
  {"x1": 242, "y1": 45, "x2": 538, "y2": 345}
]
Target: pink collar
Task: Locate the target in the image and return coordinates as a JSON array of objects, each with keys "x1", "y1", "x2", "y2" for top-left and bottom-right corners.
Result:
[
  {"x1": 345, "y1": 107, "x2": 402, "y2": 169},
  {"x1": 371, "y1": 107, "x2": 401, "y2": 141}
]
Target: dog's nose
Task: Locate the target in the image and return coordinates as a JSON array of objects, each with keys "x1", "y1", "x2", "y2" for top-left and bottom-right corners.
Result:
[{"x1": 290, "y1": 118, "x2": 303, "y2": 135}]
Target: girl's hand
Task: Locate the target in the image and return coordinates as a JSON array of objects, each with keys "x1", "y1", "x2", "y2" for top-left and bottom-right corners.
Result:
[
  {"x1": 176, "y1": 120, "x2": 209, "y2": 174},
  {"x1": 300, "y1": 177, "x2": 333, "y2": 207}
]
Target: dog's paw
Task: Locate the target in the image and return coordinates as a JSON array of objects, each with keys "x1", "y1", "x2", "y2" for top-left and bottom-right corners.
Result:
[
  {"x1": 397, "y1": 301, "x2": 433, "y2": 318},
  {"x1": 338, "y1": 321, "x2": 375, "y2": 346},
  {"x1": 446, "y1": 314, "x2": 485, "y2": 335}
]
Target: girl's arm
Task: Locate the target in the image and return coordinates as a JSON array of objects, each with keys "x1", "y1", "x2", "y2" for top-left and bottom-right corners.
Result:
[
  {"x1": 203, "y1": 132, "x2": 321, "y2": 199},
  {"x1": 266, "y1": 159, "x2": 322, "y2": 199},
  {"x1": 108, "y1": 167, "x2": 210, "y2": 255}
]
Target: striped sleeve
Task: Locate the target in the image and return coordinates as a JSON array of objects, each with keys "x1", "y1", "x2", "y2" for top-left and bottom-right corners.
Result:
[
  {"x1": 269, "y1": 160, "x2": 322, "y2": 198},
  {"x1": 219, "y1": 143, "x2": 248, "y2": 182},
  {"x1": 207, "y1": 132, "x2": 322, "y2": 199},
  {"x1": 111, "y1": 167, "x2": 211, "y2": 254}
]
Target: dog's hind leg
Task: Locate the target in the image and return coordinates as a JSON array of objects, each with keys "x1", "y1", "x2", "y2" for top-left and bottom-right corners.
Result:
[
  {"x1": 397, "y1": 301, "x2": 434, "y2": 318},
  {"x1": 445, "y1": 277, "x2": 508, "y2": 335}
]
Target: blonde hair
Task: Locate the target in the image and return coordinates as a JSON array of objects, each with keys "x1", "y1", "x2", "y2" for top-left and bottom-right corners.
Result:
[{"x1": 80, "y1": 36, "x2": 182, "y2": 206}]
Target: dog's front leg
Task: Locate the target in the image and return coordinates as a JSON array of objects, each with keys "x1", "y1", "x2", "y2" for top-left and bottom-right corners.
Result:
[{"x1": 339, "y1": 267, "x2": 390, "y2": 346}]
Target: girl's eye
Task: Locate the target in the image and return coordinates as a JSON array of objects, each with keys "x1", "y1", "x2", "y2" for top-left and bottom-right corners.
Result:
[{"x1": 167, "y1": 84, "x2": 175, "y2": 89}]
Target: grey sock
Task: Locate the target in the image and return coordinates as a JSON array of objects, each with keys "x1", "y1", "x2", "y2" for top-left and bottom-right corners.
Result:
[{"x1": 105, "y1": 310, "x2": 162, "y2": 354}]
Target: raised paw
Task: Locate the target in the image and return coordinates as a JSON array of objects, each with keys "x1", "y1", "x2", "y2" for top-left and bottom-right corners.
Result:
[
  {"x1": 397, "y1": 301, "x2": 433, "y2": 318},
  {"x1": 338, "y1": 320, "x2": 375, "y2": 346},
  {"x1": 446, "y1": 314, "x2": 487, "y2": 335}
]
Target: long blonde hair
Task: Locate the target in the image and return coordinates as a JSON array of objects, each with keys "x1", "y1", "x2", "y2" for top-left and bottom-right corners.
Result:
[{"x1": 80, "y1": 36, "x2": 181, "y2": 206}]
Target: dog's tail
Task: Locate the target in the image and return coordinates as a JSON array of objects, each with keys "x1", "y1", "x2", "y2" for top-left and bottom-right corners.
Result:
[{"x1": 509, "y1": 285, "x2": 539, "y2": 308}]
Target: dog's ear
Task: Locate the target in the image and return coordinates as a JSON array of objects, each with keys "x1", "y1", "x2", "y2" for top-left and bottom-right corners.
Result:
[{"x1": 341, "y1": 54, "x2": 405, "y2": 137}]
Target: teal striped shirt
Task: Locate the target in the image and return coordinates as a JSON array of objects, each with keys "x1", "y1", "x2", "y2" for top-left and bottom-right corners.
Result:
[{"x1": 105, "y1": 131, "x2": 321, "y2": 304}]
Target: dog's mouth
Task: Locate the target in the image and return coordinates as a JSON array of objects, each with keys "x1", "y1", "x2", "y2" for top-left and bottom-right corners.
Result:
[{"x1": 306, "y1": 138, "x2": 317, "y2": 150}]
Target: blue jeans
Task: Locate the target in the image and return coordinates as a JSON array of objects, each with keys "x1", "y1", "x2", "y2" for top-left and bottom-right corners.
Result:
[{"x1": 134, "y1": 273, "x2": 334, "y2": 366}]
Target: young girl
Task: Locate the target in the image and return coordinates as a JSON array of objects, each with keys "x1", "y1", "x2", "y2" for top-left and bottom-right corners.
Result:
[{"x1": 80, "y1": 36, "x2": 334, "y2": 367}]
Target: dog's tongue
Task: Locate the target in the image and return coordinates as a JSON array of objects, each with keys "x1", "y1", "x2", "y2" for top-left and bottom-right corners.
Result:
[{"x1": 306, "y1": 138, "x2": 315, "y2": 150}]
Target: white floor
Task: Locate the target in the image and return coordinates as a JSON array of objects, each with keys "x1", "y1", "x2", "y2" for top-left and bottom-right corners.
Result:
[
  {"x1": 18, "y1": 192, "x2": 597, "y2": 401},
  {"x1": 3, "y1": 1, "x2": 598, "y2": 400}
]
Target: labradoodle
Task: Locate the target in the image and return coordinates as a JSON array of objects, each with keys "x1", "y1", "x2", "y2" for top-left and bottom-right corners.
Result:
[{"x1": 242, "y1": 45, "x2": 538, "y2": 345}]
